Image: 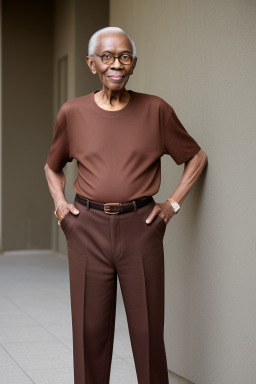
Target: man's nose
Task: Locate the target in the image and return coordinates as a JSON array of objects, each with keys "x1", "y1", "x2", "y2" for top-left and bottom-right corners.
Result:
[{"x1": 110, "y1": 57, "x2": 123, "y2": 69}]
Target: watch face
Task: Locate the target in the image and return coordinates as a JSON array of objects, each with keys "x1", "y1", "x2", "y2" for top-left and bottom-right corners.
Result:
[{"x1": 171, "y1": 202, "x2": 180, "y2": 213}]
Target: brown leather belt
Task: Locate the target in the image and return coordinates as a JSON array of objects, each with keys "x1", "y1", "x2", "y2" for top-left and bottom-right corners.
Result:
[{"x1": 75, "y1": 193, "x2": 153, "y2": 214}]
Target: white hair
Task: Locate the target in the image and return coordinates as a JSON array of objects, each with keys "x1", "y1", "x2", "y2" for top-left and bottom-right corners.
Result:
[{"x1": 88, "y1": 27, "x2": 136, "y2": 57}]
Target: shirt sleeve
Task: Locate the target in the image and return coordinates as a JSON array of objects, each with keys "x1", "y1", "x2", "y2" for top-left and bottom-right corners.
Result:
[
  {"x1": 46, "y1": 106, "x2": 73, "y2": 172},
  {"x1": 162, "y1": 108, "x2": 201, "y2": 165}
]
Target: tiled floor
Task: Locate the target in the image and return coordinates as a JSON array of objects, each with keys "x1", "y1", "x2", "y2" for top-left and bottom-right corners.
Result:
[{"x1": 0, "y1": 250, "x2": 173, "y2": 384}]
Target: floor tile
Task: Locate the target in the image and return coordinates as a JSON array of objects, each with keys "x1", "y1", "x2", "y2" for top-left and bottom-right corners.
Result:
[
  {"x1": 0, "y1": 346, "x2": 20, "y2": 372},
  {"x1": 0, "y1": 312, "x2": 37, "y2": 328},
  {"x1": 2, "y1": 340, "x2": 73, "y2": 370},
  {"x1": 26, "y1": 367, "x2": 73, "y2": 384},
  {"x1": 0, "y1": 370, "x2": 34, "y2": 384},
  {"x1": 0, "y1": 325, "x2": 55, "y2": 343},
  {"x1": 110, "y1": 353, "x2": 137, "y2": 384}
]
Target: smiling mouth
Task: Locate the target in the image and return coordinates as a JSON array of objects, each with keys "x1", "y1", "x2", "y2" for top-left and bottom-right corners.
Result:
[{"x1": 108, "y1": 75, "x2": 124, "y2": 80}]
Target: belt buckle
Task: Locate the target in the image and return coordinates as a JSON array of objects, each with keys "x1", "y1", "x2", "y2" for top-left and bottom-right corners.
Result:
[{"x1": 104, "y1": 202, "x2": 120, "y2": 214}]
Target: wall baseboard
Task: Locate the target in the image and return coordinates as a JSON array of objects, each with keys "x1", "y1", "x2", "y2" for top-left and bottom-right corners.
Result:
[
  {"x1": 168, "y1": 370, "x2": 196, "y2": 384},
  {"x1": 0, "y1": 249, "x2": 55, "y2": 257}
]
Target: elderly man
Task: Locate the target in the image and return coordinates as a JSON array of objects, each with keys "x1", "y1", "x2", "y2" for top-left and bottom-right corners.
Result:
[{"x1": 44, "y1": 27, "x2": 207, "y2": 384}]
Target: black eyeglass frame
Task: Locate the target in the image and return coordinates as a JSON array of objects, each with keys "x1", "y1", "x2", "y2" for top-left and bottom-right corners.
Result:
[{"x1": 94, "y1": 53, "x2": 134, "y2": 65}]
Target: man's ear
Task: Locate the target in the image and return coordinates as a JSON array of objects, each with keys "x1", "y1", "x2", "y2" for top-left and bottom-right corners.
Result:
[
  {"x1": 86, "y1": 56, "x2": 97, "y2": 74},
  {"x1": 130, "y1": 57, "x2": 137, "y2": 75}
]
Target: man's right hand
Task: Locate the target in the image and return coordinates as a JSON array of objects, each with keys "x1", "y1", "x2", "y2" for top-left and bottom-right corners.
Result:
[
  {"x1": 44, "y1": 164, "x2": 80, "y2": 224},
  {"x1": 56, "y1": 202, "x2": 80, "y2": 224}
]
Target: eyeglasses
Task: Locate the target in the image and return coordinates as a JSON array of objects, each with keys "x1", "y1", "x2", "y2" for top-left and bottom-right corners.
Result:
[{"x1": 94, "y1": 53, "x2": 133, "y2": 65}]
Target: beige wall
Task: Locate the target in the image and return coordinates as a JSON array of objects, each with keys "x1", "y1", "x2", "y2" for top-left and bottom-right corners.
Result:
[
  {"x1": 2, "y1": 0, "x2": 54, "y2": 250},
  {"x1": 74, "y1": 0, "x2": 109, "y2": 97},
  {"x1": 110, "y1": 1, "x2": 256, "y2": 383}
]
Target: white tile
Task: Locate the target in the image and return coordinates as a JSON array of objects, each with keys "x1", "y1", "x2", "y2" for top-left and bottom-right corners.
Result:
[
  {"x1": 61, "y1": 338, "x2": 73, "y2": 350},
  {"x1": 56, "y1": 294, "x2": 71, "y2": 305},
  {"x1": 0, "y1": 325, "x2": 55, "y2": 343},
  {"x1": 26, "y1": 367, "x2": 73, "y2": 384},
  {"x1": 113, "y1": 327, "x2": 134, "y2": 364},
  {"x1": 0, "y1": 370, "x2": 34, "y2": 384},
  {"x1": 25, "y1": 308, "x2": 72, "y2": 325},
  {"x1": 0, "y1": 346, "x2": 20, "y2": 372},
  {"x1": 110, "y1": 353, "x2": 137, "y2": 384},
  {"x1": 0, "y1": 298, "x2": 24, "y2": 314},
  {"x1": 41, "y1": 321, "x2": 73, "y2": 343},
  {"x1": 10, "y1": 293, "x2": 68, "y2": 306},
  {"x1": 5, "y1": 290, "x2": 68, "y2": 304},
  {"x1": 0, "y1": 312, "x2": 37, "y2": 328},
  {"x1": 2, "y1": 340, "x2": 73, "y2": 370}
]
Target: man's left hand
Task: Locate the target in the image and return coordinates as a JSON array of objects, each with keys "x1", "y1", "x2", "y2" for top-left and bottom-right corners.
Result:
[{"x1": 145, "y1": 200, "x2": 175, "y2": 225}]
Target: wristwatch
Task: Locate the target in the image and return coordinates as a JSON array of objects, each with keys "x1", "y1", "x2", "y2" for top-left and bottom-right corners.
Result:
[{"x1": 167, "y1": 199, "x2": 181, "y2": 213}]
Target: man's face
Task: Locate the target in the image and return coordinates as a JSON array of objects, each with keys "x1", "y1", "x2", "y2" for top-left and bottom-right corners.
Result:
[{"x1": 86, "y1": 33, "x2": 137, "y2": 91}]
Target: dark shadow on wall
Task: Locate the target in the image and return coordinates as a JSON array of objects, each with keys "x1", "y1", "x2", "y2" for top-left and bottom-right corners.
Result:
[
  {"x1": 189, "y1": 162, "x2": 208, "y2": 224},
  {"x1": 2, "y1": 0, "x2": 54, "y2": 250}
]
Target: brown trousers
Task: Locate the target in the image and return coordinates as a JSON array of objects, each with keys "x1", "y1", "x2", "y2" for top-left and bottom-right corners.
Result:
[{"x1": 60, "y1": 194, "x2": 169, "y2": 384}]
